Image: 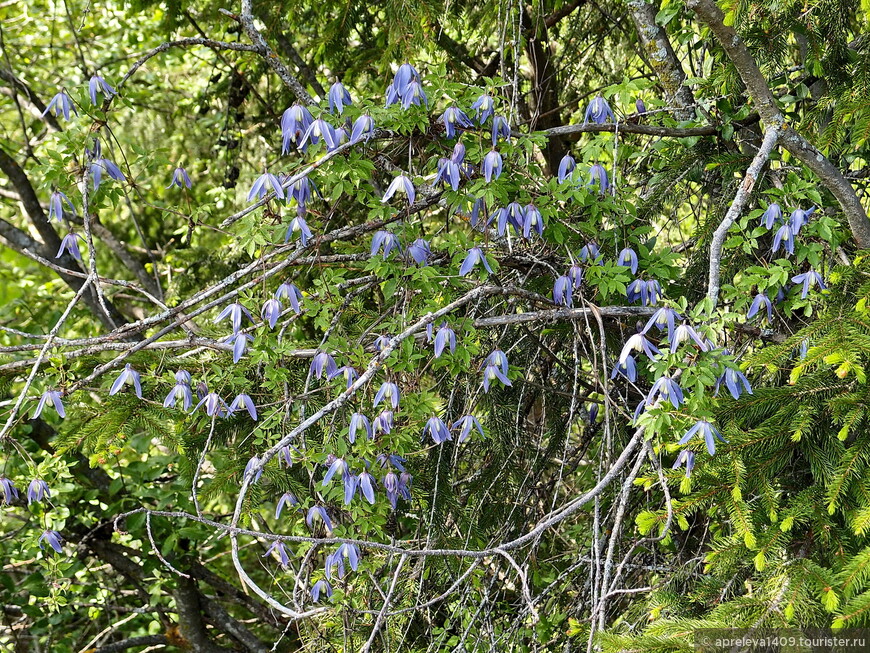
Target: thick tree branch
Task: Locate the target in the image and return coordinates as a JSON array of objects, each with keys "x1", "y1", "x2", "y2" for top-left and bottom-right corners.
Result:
[
  {"x1": 525, "y1": 7, "x2": 567, "y2": 172},
  {"x1": 686, "y1": 0, "x2": 870, "y2": 248},
  {"x1": 92, "y1": 635, "x2": 170, "y2": 652},
  {"x1": 235, "y1": 0, "x2": 316, "y2": 106},
  {"x1": 626, "y1": 1, "x2": 695, "y2": 118},
  {"x1": 0, "y1": 147, "x2": 129, "y2": 329},
  {"x1": 708, "y1": 126, "x2": 780, "y2": 306},
  {"x1": 274, "y1": 31, "x2": 326, "y2": 99},
  {"x1": 174, "y1": 577, "x2": 234, "y2": 653}
]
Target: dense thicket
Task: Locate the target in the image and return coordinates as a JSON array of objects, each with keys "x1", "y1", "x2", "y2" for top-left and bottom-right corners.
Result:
[{"x1": 1, "y1": 0, "x2": 870, "y2": 651}]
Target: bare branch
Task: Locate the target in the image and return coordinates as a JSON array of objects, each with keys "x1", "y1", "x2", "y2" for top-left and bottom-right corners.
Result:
[{"x1": 708, "y1": 126, "x2": 780, "y2": 306}]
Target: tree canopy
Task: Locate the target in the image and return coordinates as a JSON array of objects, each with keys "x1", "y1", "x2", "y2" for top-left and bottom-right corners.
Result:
[{"x1": 2, "y1": 0, "x2": 870, "y2": 651}]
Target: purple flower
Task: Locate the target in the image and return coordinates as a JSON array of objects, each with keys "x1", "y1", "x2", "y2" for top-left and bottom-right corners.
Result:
[
  {"x1": 0, "y1": 477, "x2": 18, "y2": 504},
  {"x1": 374, "y1": 382, "x2": 400, "y2": 410},
  {"x1": 635, "y1": 98, "x2": 647, "y2": 115},
  {"x1": 327, "y1": 81, "x2": 353, "y2": 115},
  {"x1": 482, "y1": 150, "x2": 503, "y2": 182},
  {"x1": 434, "y1": 325, "x2": 456, "y2": 358},
  {"x1": 322, "y1": 456, "x2": 348, "y2": 487},
  {"x1": 281, "y1": 104, "x2": 314, "y2": 153},
  {"x1": 393, "y1": 63, "x2": 420, "y2": 95},
  {"x1": 56, "y1": 232, "x2": 83, "y2": 260},
  {"x1": 382, "y1": 175, "x2": 415, "y2": 205},
  {"x1": 244, "y1": 456, "x2": 263, "y2": 483},
  {"x1": 195, "y1": 392, "x2": 226, "y2": 417},
  {"x1": 587, "y1": 403, "x2": 599, "y2": 424},
  {"x1": 772, "y1": 223, "x2": 794, "y2": 255},
  {"x1": 642, "y1": 307, "x2": 681, "y2": 339},
  {"x1": 275, "y1": 492, "x2": 299, "y2": 519},
  {"x1": 109, "y1": 363, "x2": 142, "y2": 398},
  {"x1": 329, "y1": 365, "x2": 359, "y2": 389},
  {"x1": 471, "y1": 94, "x2": 495, "y2": 124},
  {"x1": 588, "y1": 164, "x2": 609, "y2": 194},
  {"x1": 27, "y1": 479, "x2": 51, "y2": 505},
  {"x1": 469, "y1": 197, "x2": 487, "y2": 230},
  {"x1": 459, "y1": 247, "x2": 493, "y2": 276},
  {"x1": 326, "y1": 543, "x2": 361, "y2": 580},
  {"x1": 48, "y1": 191, "x2": 74, "y2": 222},
  {"x1": 357, "y1": 470, "x2": 376, "y2": 504},
  {"x1": 286, "y1": 176, "x2": 313, "y2": 207},
  {"x1": 679, "y1": 419, "x2": 727, "y2": 456},
  {"x1": 373, "y1": 410, "x2": 394, "y2": 435},
  {"x1": 670, "y1": 324, "x2": 709, "y2": 353},
  {"x1": 672, "y1": 450, "x2": 695, "y2": 477},
  {"x1": 38, "y1": 530, "x2": 63, "y2": 553},
  {"x1": 568, "y1": 264, "x2": 584, "y2": 289},
  {"x1": 275, "y1": 282, "x2": 303, "y2": 313},
  {"x1": 248, "y1": 171, "x2": 285, "y2": 202},
  {"x1": 626, "y1": 279, "x2": 647, "y2": 305},
  {"x1": 407, "y1": 238, "x2": 431, "y2": 266},
  {"x1": 349, "y1": 413, "x2": 372, "y2": 443},
  {"x1": 619, "y1": 333, "x2": 660, "y2": 363},
  {"x1": 163, "y1": 373, "x2": 193, "y2": 411},
  {"x1": 578, "y1": 241, "x2": 600, "y2": 263},
  {"x1": 760, "y1": 203, "x2": 782, "y2": 229},
  {"x1": 371, "y1": 230, "x2": 402, "y2": 259},
  {"x1": 558, "y1": 153, "x2": 576, "y2": 183},
  {"x1": 88, "y1": 74, "x2": 116, "y2": 105},
  {"x1": 229, "y1": 393, "x2": 257, "y2": 421},
  {"x1": 454, "y1": 415, "x2": 484, "y2": 443},
  {"x1": 373, "y1": 334, "x2": 391, "y2": 352},
  {"x1": 311, "y1": 579, "x2": 333, "y2": 602},
  {"x1": 482, "y1": 362, "x2": 511, "y2": 392},
  {"x1": 584, "y1": 95, "x2": 615, "y2": 125},
  {"x1": 647, "y1": 375, "x2": 685, "y2": 409},
  {"x1": 383, "y1": 471, "x2": 400, "y2": 509},
  {"x1": 400, "y1": 80, "x2": 428, "y2": 109},
  {"x1": 747, "y1": 293, "x2": 773, "y2": 322},
  {"x1": 399, "y1": 472, "x2": 413, "y2": 500},
  {"x1": 716, "y1": 367, "x2": 753, "y2": 400},
  {"x1": 646, "y1": 279, "x2": 662, "y2": 306},
  {"x1": 306, "y1": 505, "x2": 333, "y2": 533},
  {"x1": 286, "y1": 213, "x2": 314, "y2": 246},
  {"x1": 224, "y1": 332, "x2": 253, "y2": 364},
  {"x1": 376, "y1": 453, "x2": 406, "y2": 470},
  {"x1": 523, "y1": 204, "x2": 544, "y2": 239},
  {"x1": 424, "y1": 416, "x2": 452, "y2": 444},
  {"x1": 350, "y1": 114, "x2": 375, "y2": 143},
  {"x1": 441, "y1": 106, "x2": 472, "y2": 139},
  {"x1": 436, "y1": 158, "x2": 461, "y2": 191},
  {"x1": 215, "y1": 302, "x2": 253, "y2": 334},
  {"x1": 553, "y1": 275, "x2": 573, "y2": 307},
  {"x1": 89, "y1": 157, "x2": 126, "y2": 191},
  {"x1": 617, "y1": 248, "x2": 638, "y2": 274},
  {"x1": 792, "y1": 270, "x2": 826, "y2": 299},
  {"x1": 34, "y1": 389, "x2": 65, "y2": 419},
  {"x1": 301, "y1": 118, "x2": 339, "y2": 151},
  {"x1": 789, "y1": 207, "x2": 814, "y2": 234},
  {"x1": 262, "y1": 298, "x2": 283, "y2": 329},
  {"x1": 43, "y1": 91, "x2": 77, "y2": 121},
  {"x1": 385, "y1": 83, "x2": 400, "y2": 107},
  {"x1": 280, "y1": 445, "x2": 298, "y2": 467},
  {"x1": 309, "y1": 352, "x2": 338, "y2": 381},
  {"x1": 610, "y1": 355, "x2": 637, "y2": 382},
  {"x1": 167, "y1": 166, "x2": 192, "y2": 189},
  {"x1": 491, "y1": 115, "x2": 511, "y2": 146},
  {"x1": 263, "y1": 540, "x2": 291, "y2": 567}
]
